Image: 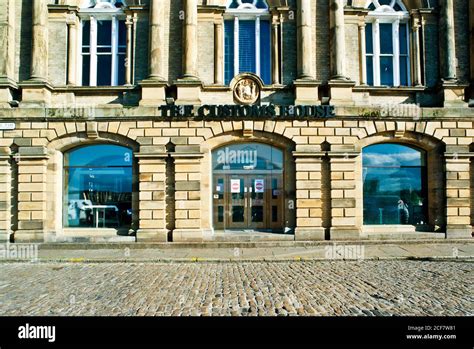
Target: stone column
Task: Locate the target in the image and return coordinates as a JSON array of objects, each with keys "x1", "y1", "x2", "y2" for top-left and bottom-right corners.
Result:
[
  {"x1": 331, "y1": 0, "x2": 348, "y2": 80},
  {"x1": 441, "y1": 0, "x2": 456, "y2": 82},
  {"x1": 31, "y1": 0, "x2": 49, "y2": 81},
  {"x1": 0, "y1": 148, "x2": 11, "y2": 242},
  {"x1": 148, "y1": 0, "x2": 165, "y2": 81},
  {"x1": 172, "y1": 152, "x2": 204, "y2": 242},
  {"x1": 272, "y1": 22, "x2": 280, "y2": 85},
  {"x1": 15, "y1": 147, "x2": 49, "y2": 242},
  {"x1": 294, "y1": 153, "x2": 325, "y2": 240},
  {"x1": 297, "y1": 0, "x2": 313, "y2": 80},
  {"x1": 136, "y1": 149, "x2": 168, "y2": 242},
  {"x1": 125, "y1": 15, "x2": 133, "y2": 85},
  {"x1": 328, "y1": 152, "x2": 361, "y2": 240},
  {"x1": 358, "y1": 22, "x2": 367, "y2": 85},
  {"x1": 214, "y1": 19, "x2": 224, "y2": 85},
  {"x1": 445, "y1": 153, "x2": 472, "y2": 238},
  {"x1": 183, "y1": 0, "x2": 199, "y2": 80},
  {"x1": 328, "y1": 0, "x2": 354, "y2": 105},
  {"x1": 140, "y1": 0, "x2": 167, "y2": 106},
  {"x1": 21, "y1": 0, "x2": 51, "y2": 106},
  {"x1": 412, "y1": 16, "x2": 422, "y2": 86},
  {"x1": 0, "y1": 0, "x2": 16, "y2": 107},
  {"x1": 66, "y1": 12, "x2": 78, "y2": 86}
]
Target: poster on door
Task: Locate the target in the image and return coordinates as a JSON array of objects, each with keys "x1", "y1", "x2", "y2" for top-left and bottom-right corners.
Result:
[
  {"x1": 254, "y1": 179, "x2": 265, "y2": 193},
  {"x1": 231, "y1": 179, "x2": 241, "y2": 193}
]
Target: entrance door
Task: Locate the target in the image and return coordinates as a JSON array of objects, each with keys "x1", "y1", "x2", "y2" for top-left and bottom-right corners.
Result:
[
  {"x1": 212, "y1": 143, "x2": 285, "y2": 232},
  {"x1": 213, "y1": 174, "x2": 284, "y2": 231}
]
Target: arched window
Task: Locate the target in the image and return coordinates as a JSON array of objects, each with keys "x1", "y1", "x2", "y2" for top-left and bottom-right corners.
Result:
[
  {"x1": 224, "y1": 0, "x2": 271, "y2": 85},
  {"x1": 64, "y1": 144, "x2": 133, "y2": 229},
  {"x1": 78, "y1": 0, "x2": 128, "y2": 86},
  {"x1": 363, "y1": 144, "x2": 427, "y2": 225},
  {"x1": 365, "y1": 0, "x2": 410, "y2": 86}
]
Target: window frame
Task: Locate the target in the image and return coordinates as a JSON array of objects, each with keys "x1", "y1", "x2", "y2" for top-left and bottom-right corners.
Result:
[
  {"x1": 224, "y1": 0, "x2": 272, "y2": 85},
  {"x1": 77, "y1": 4, "x2": 127, "y2": 87},
  {"x1": 365, "y1": 0, "x2": 411, "y2": 87}
]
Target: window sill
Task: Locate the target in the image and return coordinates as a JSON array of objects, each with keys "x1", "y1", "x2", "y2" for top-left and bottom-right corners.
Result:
[
  {"x1": 54, "y1": 85, "x2": 138, "y2": 93},
  {"x1": 353, "y1": 85, "x2": 426, "y2": 93}
]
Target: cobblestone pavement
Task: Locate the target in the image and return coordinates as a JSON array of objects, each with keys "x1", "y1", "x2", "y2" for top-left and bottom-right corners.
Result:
[{"x1": 0, "y1": 261, "x2": 472, "y2": 316}]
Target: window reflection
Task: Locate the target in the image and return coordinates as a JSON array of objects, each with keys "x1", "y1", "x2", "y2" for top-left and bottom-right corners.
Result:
[
  {"x1": 363, "y1": 144, "x2": 427, "y2": 225},
  {"x1": 64, "y1": 145, "x2": 133, "y2": 229}
]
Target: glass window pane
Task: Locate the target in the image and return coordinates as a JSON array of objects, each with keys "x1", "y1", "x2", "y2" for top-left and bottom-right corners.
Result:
[
  {"x1": 97, "y1": 55, "x2": 112, "y2": 86},
  {"x1": 399, "y1": 23, "x2": 408, "y2": 55},
  {"x1": 363, "y1": 144, "x2": 427, "y2": 226},
  {"x1": 379, "y1": 23, "x2": 393, "y2": 54},
  {"x1": 82, "y1": 21, "x2": 90, "y2": 46},
  {"x1": 65, "y1": 145, "x2": 133, "y2": 167},
  {"x1": 366, "y1": 56, "x2": 374, "y2": 85},
  {"x1": 363, "y1": 144, "x2": 425, "y2": 167},
  {"x1": 400, "y1": 56, "x2": 408, "y2": 86},
  {"x1": 260, "y1": 20, "x2": 271, "y2": 85},
  {"x1": 64, "y1": 145, "x2": 133, "y2": 230},
  {"x1": 212, "y1": 143, "x2": 283, "y2": 172},
  {"x1": 239, "y1": 20, "x2": 256, "y2": 74},
  {"x1": 118, "y1": 54, "x2": 126, "y2": 85},
  {"x1": 224, "y1": 20, "x2": 234, "y2": 84},
  {"x1": 365, "y1": 23, "x2": 373, "y2": 54},
  {"x1": 118, "y1": 20, "x2": 126, "y2": 46},
  {"x1": 380, "y1": 56, "x2": 394, "y2": 85},
  {"x1": 97, "y1": 20, "x2": 112, "y2": 46},
  {"x1": 82, "y1": 55, "x2": 90, "y2": 86},
  {"x1": 379, "y1": 0, "x2": 391, "y2": 5}
]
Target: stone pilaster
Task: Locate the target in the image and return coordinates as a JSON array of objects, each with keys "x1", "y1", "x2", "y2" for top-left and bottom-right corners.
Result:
[
  {"x1": 294, "y1": 0, "x2": 319, "y2": 105},
  {"x1": 214, "y1": 19, "x2": 224, "y2": 85},
  {"x1": 0, "y1": 0, "x2": 17, "y2": 107},
  {"x1": 0, "y1": 148, "x2": 11, "y2": 242},
  {"x1": 66, "y1": 11, "x2": 78, "y2": 86},
  {"x1": 20, "y1": 0, "x2": 52, "y2": 107},
  {"x1": 172, "y1": 152, "x2": 204, "y2": 242},
  {"x1": 294, "y1": 152, "x2": 325, "y2": 241},
  {"x1": 411, "y1": 13, "x2": 422, "y2": 87},
  {"x1": 271, "y1": 22, "x2": 280, "y2": 85},
  {"x1": 14, "y1": 147, "x2": 49, "y2": 242},
  {"x1": 469, "y1": 0, "x2": 474, "y2": 101},
  {"x1": 445, "y1": 153, "x2": 472, "y2": 238},
  {"x1": 329, "y1": 0, "x2": 354, "y2": 105},
  {"x1": 136, "y1": 149, "x2": 168, "y2": 242},
  {"x1": 358, "y1": 22, "x2": 367, "y2": 86},
  {"x1": 328, "y1": 152, "x2": 361, "y2": 240},
  {"x1": 139, "y1": 0, "x2": 167, "y2": 106},
  {"x1": 124, "y1": 14, "x2": 133, "y2": 86}
]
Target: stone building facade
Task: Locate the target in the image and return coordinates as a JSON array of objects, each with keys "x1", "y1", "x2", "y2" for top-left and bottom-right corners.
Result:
[{"x1": 0, "y1": 0, "x2": 472, "y2": 243}]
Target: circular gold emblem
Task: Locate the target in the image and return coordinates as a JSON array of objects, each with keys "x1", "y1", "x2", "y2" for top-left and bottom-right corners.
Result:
[{"x1": 234, "y1": 78, "x2": 260, "y2": 105}]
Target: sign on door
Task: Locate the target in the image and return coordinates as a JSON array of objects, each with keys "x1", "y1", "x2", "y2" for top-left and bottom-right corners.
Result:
[
  {"x1": 231, "y1": 179, "x2": 241, "y2": 193},
  {"x1": 254, "y1": 179, "x2": 265, "y2": 193}
]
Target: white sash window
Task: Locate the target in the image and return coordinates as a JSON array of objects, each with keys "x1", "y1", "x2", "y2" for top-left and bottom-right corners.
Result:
[
  {"x1": 78, "y1": 0, "x2": 127, "y2": 86},
  {"x1": 365, "y1": 0, "x2": 411, "y2": 87},
  {"x1": 224, "y1": 0, "x2": 272, "y2": 85}
]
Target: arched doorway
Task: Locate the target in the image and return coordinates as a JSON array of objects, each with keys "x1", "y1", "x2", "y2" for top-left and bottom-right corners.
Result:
[
  {"x1": 63, "y1": 144, "x2": 133, "y2": 230},
  {"x1": 212, "y1": 143, "x2": 285, "y2": 232},
  {"x1": 362, "y1": 143, "x2": 428, "y2": 226}
]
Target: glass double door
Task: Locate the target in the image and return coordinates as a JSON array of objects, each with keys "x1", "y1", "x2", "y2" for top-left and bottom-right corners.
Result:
[{"x1": 213, "y1": 173, "x2": 284, "y2": 231}]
